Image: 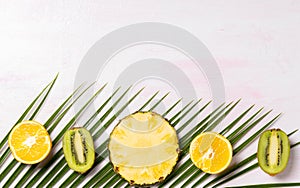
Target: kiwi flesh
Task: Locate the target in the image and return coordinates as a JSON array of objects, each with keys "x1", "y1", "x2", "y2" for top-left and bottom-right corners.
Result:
[
  {"x1": 63, "y1": 127, "x2": 95, "y2": 173},
  {"x1": 257, "y1": 129, "x2": 290, "y2": 175}
]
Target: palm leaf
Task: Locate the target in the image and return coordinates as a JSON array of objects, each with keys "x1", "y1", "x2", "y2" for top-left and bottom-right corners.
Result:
[
  {"x1": 68, "y1": 91, "x2": 177, "y2": 187},
  {"x1": 168, "y1": 106, "x2": 261, "y2": 187},
  {"x1": 0, "y1": 74, "x2": 59, "y2": 185},
  {"x1": 9, "y1": 83, "x2": 94, "y2": 187},
  {"x1": 41, "y1": 86, "x2": 142, "y2": 187},
  {"x1": 101, "y1": 98, "x2": 190, "y2": 188},
  {"x1": 203, "y1": 130, "x2": 299, "y2": 188},
  {"x1": 122, "y1": 101, "x2": 228, "y2": 188},
  {"x1": 22, "y1": 84, "x2": 108, "y2": 187},
  {"x1": 0, "y1": 76, "x2": 55, "y2": 150},
  {"x1": 181, "y1": 112, "x2": 281, "y2": 187},
  {"x1": 1, "y1": 76, "x2": 299, "y2": 188},
  {"x1": 2, "y1": 82, "x2": 103, "y2": 187},
  {"x1": 2, "y1": 83, "x2": 84, "y2": 187},
  {"x1": 0, "y1": 74, "x2": 58, "y2": 164},
  {"x1": 60, "y1": 90, "x2": 168, "y2": 187},
  {"x1": 78, "y1": 93, "x2": 176, "y2": 187},
  {"x1": 83, "y1": 99, "x2": 210, "y2": 187},
  {"x1": 209, "y1": 140, "x2": 300, "y2": 188},
  {"x1": 226, "y1": 182, "x2": 300, "y2": 188}
]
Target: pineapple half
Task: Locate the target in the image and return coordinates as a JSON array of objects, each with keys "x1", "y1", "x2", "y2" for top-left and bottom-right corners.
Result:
[{"x1": 108, "y1": 111, "x2": 180, "y2": 185}]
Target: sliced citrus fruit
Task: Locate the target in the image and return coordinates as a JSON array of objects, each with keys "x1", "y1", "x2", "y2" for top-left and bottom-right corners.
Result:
[
  {"x1": 189, "y1": 132, "x2": 232, "y2": 174},
  {"x1": 8, "y1": 120, "x2": 52, "y2": 164}
]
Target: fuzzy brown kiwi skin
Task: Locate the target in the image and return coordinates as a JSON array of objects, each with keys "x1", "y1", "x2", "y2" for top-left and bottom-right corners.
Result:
[
  {"x1": 108, "y1": 111, "x2": 180, "y2": 186},
  {"x1": 257, "y1": 128, "x2": 290, "y2": 176}
]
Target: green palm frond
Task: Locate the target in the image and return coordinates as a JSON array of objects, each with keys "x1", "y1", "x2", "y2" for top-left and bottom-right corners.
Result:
[
  {"x1": 2, "y1": 83, "x2": 84, "y2": 186},
  {"x1": 209, "y1": 141, "x2": 300, "y2": 188},
  {"x1": 1, "y1": 75, "x2": 299, "y2": 188},
  {"x1": 204, "y1": 130, "x2": 299, "y2": 188},
  {"x1": 0, "y1": 75, "x2": 59, "y2": 185},
  {"x1": 82, "y1": 99, "x2": 211, "y2": 188},
  {"x1": 40, "y1": 86, "x2": 145, "y2": 187},
  {"x1": 0, "y1": 74, "x2": 58, "y2": 165},
  {"x1": 9, "y1": 83, "x2": 99, "y2": 187},
  {"x1": 1, "y1": 82, "x2": 104, "y2": 187},
  {"x1": 226, "y1": 182, "x2": 300, "y2": 188},
  {"x1": 164, "y1": 107, "x2": 269, "y2": 187}
]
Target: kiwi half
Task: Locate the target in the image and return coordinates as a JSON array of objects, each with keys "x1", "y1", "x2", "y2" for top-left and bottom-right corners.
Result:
[
  {"x1": 257, "y1": 129, "x2": 290, "y2": 175},
  {"x1": 63, "y1": 127, "x2": 95, "y2": 173}
]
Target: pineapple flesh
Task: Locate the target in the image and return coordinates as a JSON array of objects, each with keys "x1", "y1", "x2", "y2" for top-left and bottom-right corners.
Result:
[{"x1": 108, "y1": 111, "x2": 180, "y2": 185}]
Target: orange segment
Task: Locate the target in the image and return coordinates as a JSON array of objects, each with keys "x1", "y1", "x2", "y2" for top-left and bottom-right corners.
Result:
[
  {"x1": 8, "y1": 120, "x2": 52, "y2": 164},
  {"x1": 189, "y1": 132, "x2": 232, "y2": 174}
]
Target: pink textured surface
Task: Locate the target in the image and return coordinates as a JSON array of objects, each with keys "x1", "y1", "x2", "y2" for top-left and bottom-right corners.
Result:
[{"x1": 1, "y1": 1, "x2": 300, "y2": 187}]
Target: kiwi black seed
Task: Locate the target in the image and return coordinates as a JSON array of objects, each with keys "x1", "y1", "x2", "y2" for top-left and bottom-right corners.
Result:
[
  {"x1": 257, "y1": 129, "x2": 290, "y2": 175},
  {"x1": 63, "y1": 127, "x2": 95, "y2": 173}
]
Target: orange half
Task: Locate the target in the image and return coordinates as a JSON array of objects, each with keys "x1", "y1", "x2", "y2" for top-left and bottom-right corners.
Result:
[
  {"x1": 189, "y1": 132, "x2": 232, "y2": 174},
  {"x1": 8, "y1": 120, "x2": 52, "y2": 164}
]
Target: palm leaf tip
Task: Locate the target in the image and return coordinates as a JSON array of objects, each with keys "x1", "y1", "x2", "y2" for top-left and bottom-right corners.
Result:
[
  {"x1": 179, "y1": 105, "x2": 263, "y2": 187},
  {"x1": 10, "y1": 83, "x2": 97, "y2": 187},
  {"x1": 55, "y1": 86, "x2": 147, "y2": 187},
  {"x1": 82, "y1": 96, "x2": 198, "y2": 188},
  {"x1": 288, "y1": 129, "x2": 298, "y2": 137},
  {"x1": 169, "y1": 99, "x2": 194, "y2": 123},
  {"x1": 148, "y1": 92, "x2": 170, "y2": 111},
  {"x1": 32, "y1": 85, "x2": 107, "y2": 187},
  {"x1": 22, "y1": 85, "x2": 105, "y2": 187},
  {"x1": 138, "y1": 91, "x2": 159, "y2": 111},
  {"x1": 0, "y1": 75, "x2": 59, "y2": 185},
  {"x1": 204, "y1": 131, "x2": 300, "y2": 188},
  {"x1": 0, "y1": 74, "x2": 57, "y2": 150},
  {"x1": 29, "y1": 73, "x2": 59, "y2": 120},
  {"x1": 162, "y1": 98, "x2": 182, "y2": 117},
  {"x1": 225, "y1": 182, "x2": 300, "y2": 188}
]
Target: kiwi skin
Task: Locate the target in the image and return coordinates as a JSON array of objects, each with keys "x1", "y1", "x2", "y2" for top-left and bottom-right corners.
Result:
[{"x1": 257, "y1": 129, "x2": 290, "y2": 176}]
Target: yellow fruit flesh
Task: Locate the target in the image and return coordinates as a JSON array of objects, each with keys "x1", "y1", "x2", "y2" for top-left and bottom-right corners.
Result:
[
  {"x1": 109, "y1": 112, "x2": 179, "y2": 185},
  {"x1": 190, "y1": 132, "x2": 232, "y2": 174},
  {"x1": 8, "y1": 120, "x2": 52, "y2": 164},
  {"x1": 269, "y1": 131, "x2": 279, "y2": 166}
]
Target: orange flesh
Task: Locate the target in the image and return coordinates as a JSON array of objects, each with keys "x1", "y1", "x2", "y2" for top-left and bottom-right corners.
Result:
[
  {"x1": 190, "y1": 132, "x2": 232, "y2": 174},
  {"x1": 9, "y1": 121, "x2": 51, "y2": 164}
]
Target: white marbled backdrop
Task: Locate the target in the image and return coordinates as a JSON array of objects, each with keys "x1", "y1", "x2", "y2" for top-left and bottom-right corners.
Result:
[{"x1": 1, "y1": 0, "x2": 300, "y2": 187}]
